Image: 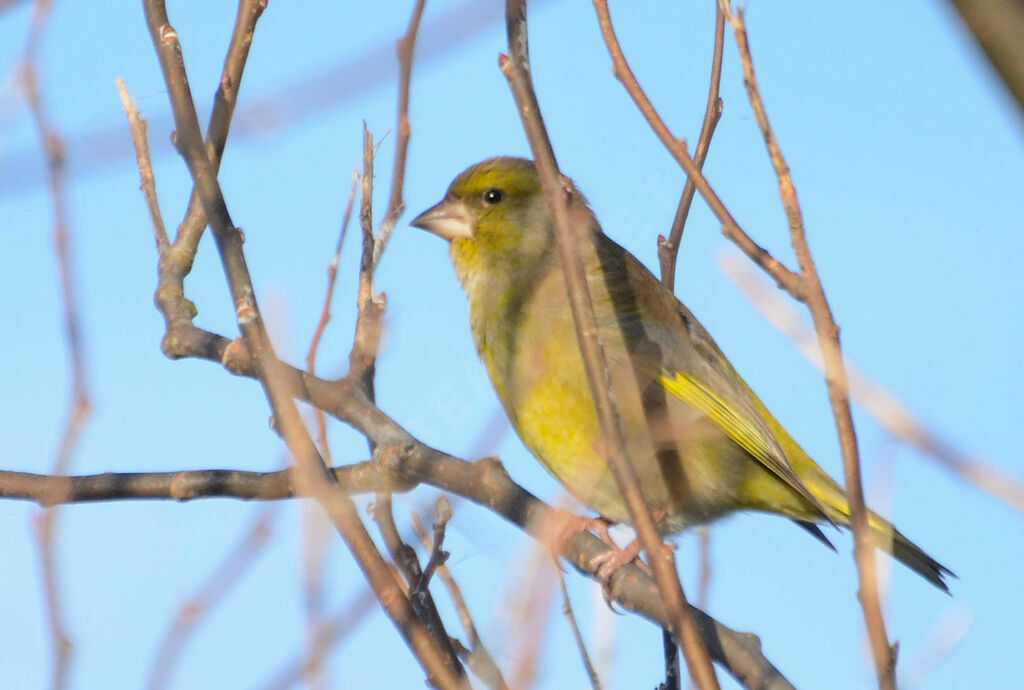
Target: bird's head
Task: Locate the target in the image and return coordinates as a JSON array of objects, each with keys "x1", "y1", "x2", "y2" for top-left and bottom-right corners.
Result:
[{"x1": 412, "y1": 157, "x2": 595, "y2": 285}]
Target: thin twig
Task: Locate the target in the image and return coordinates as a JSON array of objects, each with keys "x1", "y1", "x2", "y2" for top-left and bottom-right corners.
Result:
[
  {"x1": 658, "y1": 2, "x2": 726, "y2": 291},
  {"x1": 590, "y1": 0, "x2": 802, "y2": 299},
  {"x1": 554, "y1": 562, "x2": 602, "y2": 689},
  {"x1": 684, "y1": 528, "x2": 712, "y2": 690},
  {"x1": 417, "y1": 496, "x2": 451, "y2": 589},
  {"x1": 116, "y1": 78, "x2": 168, "y2": 250},
  {"x1": 410, "y1": 511, "x2": 509, "y2": 690},
  {"x1": 0, "y1": 463, "x2": 411, "y2": 504},
  {"x1": 24, "y1": 1, "x2": 92, "y2": 686},
  {"x1": 501, "y1": 2, "x2": 719, "y2": 687},
  {"x1": 306, "y1": 172, "x2": 359, "y2": 434},
  {"x1": 300, "y1": 171, "x2": 358, "y2": 690},
  {"x1": 507, "y1": 535, "x2": 557, "y2": 689},
  {"x1": 151, "y1": 0, "x2": 266, "y2": 361},
  {"x1": 716, "y1": 3, "x2": 893, "y2": 686},
  {"x1": 374, "y1": 0, "x2": 428, "y2": 268},
  {"x1": 147, "y1": 508, "x2": 275, "y2": 690}
]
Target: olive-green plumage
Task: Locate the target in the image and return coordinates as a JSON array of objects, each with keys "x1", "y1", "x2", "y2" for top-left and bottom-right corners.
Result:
[{"x1": 412, "y1": 156, "x2": 952, "y2": 592}]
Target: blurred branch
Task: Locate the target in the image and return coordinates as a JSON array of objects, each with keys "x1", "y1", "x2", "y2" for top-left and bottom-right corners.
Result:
[
  {"x1": 554, "y1": 561, "x2": 602, "y2": 690},
  {"x1": 301, "y1": 169, "x2": 358, "y2": 690},
  {"x1": 721, "y1": 251, "x2": 1024, "y2": 512},
  {"x1": 258, "y1": 590, "x2": 379, "y2": 690},
  {"x1": 0, "y1": 0, "x2": 555, "y2": 199},
  {"x1": 716, "y1": 3, "x2": 892, "y2": 686},
  {"x1": 947, "y1": 0, "x2": 1024, "y2": 117},
  {"x1": 695, "y1": 527, "x2": 712, "y2": 610},
  {"x1": 0, "y1": 0, "x2": 29, "y2": 13},
  {"x1": 148, "y1": 508, "x2": 276, "y2": 690},
  {"x1": 506, "y1": 535, "x2": 556, "y2": 689},
  {"x1": 658, "y1": 2, "x2": 725, "y2": 292},
  {"x1": 898, "y1": 606, "x2": 972, "y2": 688},
  {"x1": 298, "y1": 502, "x2": 331, "y2": 690},
  {"x1": 306, "y1": 172, "x2": 358, "y2": 460},
  {"x1": 501, "y1": 3, "x2": 719, "y2": 687},
  {"x1": 23, "y1": 0, "x2": 93, "y2": 687}
]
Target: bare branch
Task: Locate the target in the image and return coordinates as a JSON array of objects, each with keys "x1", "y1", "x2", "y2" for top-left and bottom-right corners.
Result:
[
  {"x1": 116, "y1": 78, "x2": 168, "y2": 250},
  {"x1": 149, "y1": 0, "x2": 266, "y2": 360},
  {"x1": 716, "y1": 3, "x2": 892, "y2": 685},
  {"x1": 0, "y1": 452, "x2": 794, "y2": 690},
  {"x1": 590, "y1": 0, "x2": 802, "y2": 298},
  {"x1": 658, "y1": 3, "x2": 726, "y2": 291},
  {"x1": 374, "y1": 0, "x2": 429, "y2": 267},
  {"x1": 139, "y1": 1, "x2": 464, "y2": 684},
  {"x1": 410, "y1": 508, "x2": 509, "y2": 690}
]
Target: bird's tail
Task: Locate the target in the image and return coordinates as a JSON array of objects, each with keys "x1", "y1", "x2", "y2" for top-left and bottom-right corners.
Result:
[
  {"x1": 749, "y1": 390, "x2": 955, "y2": 592},
  {"x1": 807, "y1": 478, "x2": 954, "y2": 593}
]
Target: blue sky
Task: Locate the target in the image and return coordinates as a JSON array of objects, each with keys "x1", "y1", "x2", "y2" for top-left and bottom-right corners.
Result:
[{"x1": 1, "y1": 1, "x2": 1022, "y2": 688}]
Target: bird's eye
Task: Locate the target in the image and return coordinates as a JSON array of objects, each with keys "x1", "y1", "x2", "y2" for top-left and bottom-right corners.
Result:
[{"x1": 482, "y1": 188, "x2": 504, "y2": 205}]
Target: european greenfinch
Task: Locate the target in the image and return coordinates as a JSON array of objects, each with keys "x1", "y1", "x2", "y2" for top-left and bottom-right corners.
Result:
[{"x1": 411, "y1": 156, "x2": 952, "y2": 592}]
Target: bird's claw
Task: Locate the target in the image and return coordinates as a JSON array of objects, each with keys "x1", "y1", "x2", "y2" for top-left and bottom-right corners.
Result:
[{"x1": 590, "y1": 538, "x2": 646, "y2": 584}]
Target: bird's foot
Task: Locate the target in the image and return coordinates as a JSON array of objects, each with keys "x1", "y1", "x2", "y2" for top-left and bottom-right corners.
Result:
[
  {"x1": 550, "y1": 511, "x2": 618, "y2": 553},
  {"x1": 590, "y1": 538, "x2": 647, "y2": 583}
]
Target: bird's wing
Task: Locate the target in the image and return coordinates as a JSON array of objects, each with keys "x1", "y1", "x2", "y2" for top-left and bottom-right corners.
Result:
[
  {"x1": 592, "y1": 234, "x2": 834, "y2": 524},
  {"x1": 656, "y1": 363, "x2": 833, "y2": 525}
]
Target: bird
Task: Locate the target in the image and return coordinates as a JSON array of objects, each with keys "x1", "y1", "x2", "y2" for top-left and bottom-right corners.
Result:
[{"x1": 411, "y1": 156, "x2": 952, "y2": 592}]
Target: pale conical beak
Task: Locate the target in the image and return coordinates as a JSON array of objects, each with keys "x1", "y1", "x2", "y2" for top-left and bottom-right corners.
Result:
[{"x1": 410, "y1": 198, "x2": 474, "y2": 241}]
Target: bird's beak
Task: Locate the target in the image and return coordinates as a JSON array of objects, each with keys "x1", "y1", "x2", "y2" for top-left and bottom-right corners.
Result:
[{"x1": 410, "y1": 198, "x2": 474, "y2": 241}]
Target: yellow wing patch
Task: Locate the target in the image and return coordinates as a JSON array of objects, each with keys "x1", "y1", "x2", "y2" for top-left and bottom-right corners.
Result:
[
  {"x1": 659, "y1": 372, "x2": 779, "y2": 467},
  {"x1": 660, "y1": 371, "x2": 834, "y2": 523}
]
